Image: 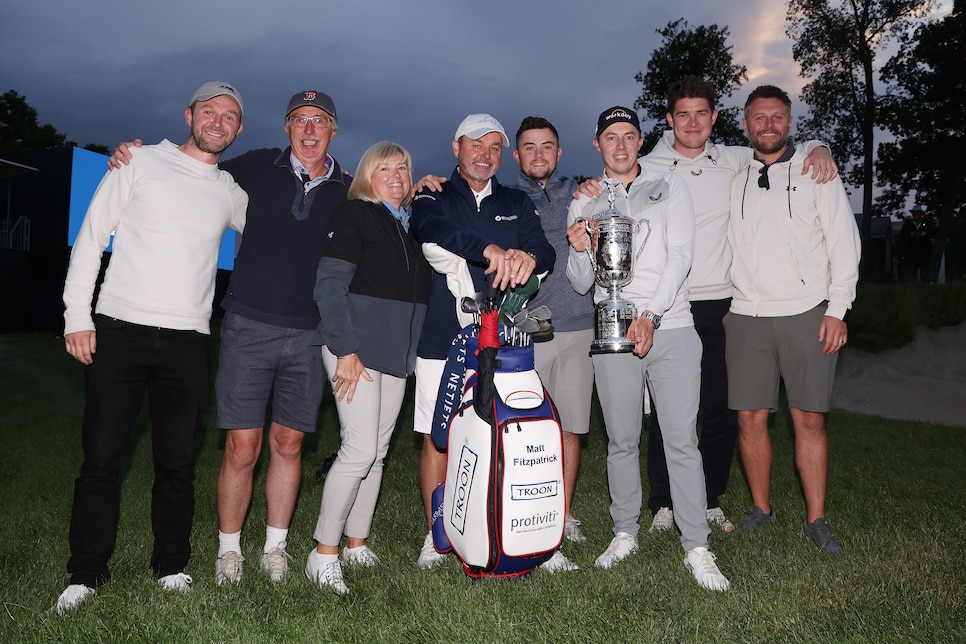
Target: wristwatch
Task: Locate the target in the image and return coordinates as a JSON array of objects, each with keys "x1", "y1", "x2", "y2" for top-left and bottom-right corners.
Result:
[{"x1": 642, "y1": 310, "x2": 661, "y2": 330}]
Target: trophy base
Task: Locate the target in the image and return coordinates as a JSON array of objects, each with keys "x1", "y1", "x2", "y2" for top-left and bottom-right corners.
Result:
[{"x1": 590, "y1": 338, "x2": 637, "y2": 355}]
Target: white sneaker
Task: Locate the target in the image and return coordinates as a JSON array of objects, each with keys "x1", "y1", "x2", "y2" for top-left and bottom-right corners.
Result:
[
  {"x1": 648, "y1": 507, "x2": 674, "y2": 533},
  {"x1": 594, "y1": 532, "x2": 638, "y2": 569},
  {"x1": 52, "y1": 584, "x2": 95, "y2": 615},
  {"x1": 706, "y1": 507, "x2": 735, "y2": 533},
  {"x1": 215, "y1": 551, "x2": 244, "y2": 585},
  {"x1": 305, "y1": 550, "x2": 349, "y2": 595},
  {"x1": 417, "y1": 532, "x2": 446, "y2": 569},
  {"x1": 158, "y1": 572, "x2": 193, "y2": 593},
  {"x1": 342, "y1": 545, "x2": 381, "y2": 567},
  {"x1": 540, "y1": 550, "x2": 579, "y2": 573},
  {"x1": 260, "y1": 543, "x2": 291, "y2": 582},
  {"x1": 684, "y1": 547, "x2": 731, "y2": 591},
  {"x1": 564, "y1": 514, "x2": 588, "y2": 543}
]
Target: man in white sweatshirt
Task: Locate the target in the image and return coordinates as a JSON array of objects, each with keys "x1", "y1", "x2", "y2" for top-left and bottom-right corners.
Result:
[
  {"x1": 725, "y1": 85, "x2": 860, "y2": 557},
  {"x1": 54, "y1": 82, "x2": 249, "y2": 614}
]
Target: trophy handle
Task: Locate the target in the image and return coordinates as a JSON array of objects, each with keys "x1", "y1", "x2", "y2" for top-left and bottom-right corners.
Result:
[
  {"x1": 583, "y1": 219, "x2": 598, "y2": 272},
  {"x1": 634, "y1": 219, "x2": 652, "y2": 262}
]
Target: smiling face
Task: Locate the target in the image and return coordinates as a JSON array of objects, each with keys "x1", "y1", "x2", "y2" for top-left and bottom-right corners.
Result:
[
  {"x1": 453, "y1": 131, "x2": 503, "y2": 191},
  {"x1": 513, "y1": 127, "x2": 561, "y2": 184},
  {"x1": 183, "y1": 95, "x2": 243, "y2": 161},
  {"x1": 593, "y1": 122, "x2": 644, "y2": 183},
  {"x1": 666, "y1": 96, "x2": 717, "y2": 158},
  {"x1": 285, "y1": 106, "x2": 338, "y2": 175},
  {"x1": 743, "y1": 97, "x2": 792, "y2": 163},
  {"x1": 370, "y1": 152, "x2": 412, "y2": 210}
]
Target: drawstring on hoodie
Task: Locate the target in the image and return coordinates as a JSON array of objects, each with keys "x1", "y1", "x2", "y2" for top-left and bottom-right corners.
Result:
[{"x1": 741, "y1": 163, "x2": 793, "y2": 219}]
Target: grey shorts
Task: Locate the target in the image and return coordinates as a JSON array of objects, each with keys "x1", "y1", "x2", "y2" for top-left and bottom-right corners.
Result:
[
  {"x1": 215, "y1": 312, "x2": 326, "y2": 433},
  {"x1": 534, "y1": 328, "x2": 595, "y2": 435},
  {"x1": 724, "y1": 305, "x2": 838, "y2": 413}
]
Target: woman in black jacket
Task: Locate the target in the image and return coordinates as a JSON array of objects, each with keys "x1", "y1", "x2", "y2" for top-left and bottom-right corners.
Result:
[{"x1": 305, "y1": 142, "x2": 432, "y2": 594}]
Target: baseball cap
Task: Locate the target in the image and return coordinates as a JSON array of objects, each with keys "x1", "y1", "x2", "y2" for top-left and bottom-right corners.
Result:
[
  {"x1": 190, "y1": 81, "x2": 244, "y2": 116},
  {"x1": 454, "y1": 114, "x2": 509, "y2": 147},
  {"x1": 286, "y1": 90, "x2": 337, "y2": 123},
  {"x1": 596, "y1": 106, "x2": 640, "y2": 136}
]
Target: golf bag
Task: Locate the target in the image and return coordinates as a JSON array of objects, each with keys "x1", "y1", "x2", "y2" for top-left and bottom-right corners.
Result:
[{"x1": 429, "y1": 290, "x2": 565, "y2": 579}]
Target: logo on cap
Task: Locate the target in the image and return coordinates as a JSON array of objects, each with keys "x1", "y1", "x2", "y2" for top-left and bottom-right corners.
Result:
[
  {"x1": 606, "y1": 109, "x2": 632, "y2": 121},
  {"x1": 304, "y1": 91, "x2": 317, "y2": 101}
]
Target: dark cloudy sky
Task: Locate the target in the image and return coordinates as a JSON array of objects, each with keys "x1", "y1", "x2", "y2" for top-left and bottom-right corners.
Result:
[{"x1": 4, "y1": 1, "x2": 948, "y2": 188}]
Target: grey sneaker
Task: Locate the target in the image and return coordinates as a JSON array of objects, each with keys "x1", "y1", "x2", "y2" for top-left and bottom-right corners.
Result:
[
  {"x1": 540, "y1": 549, "x2": 579, "y2": 573},
  {"x1": 706, "y1": 507, "x2": 735, "y2": 533},
  {"x1": 260, "y1": 543, "x2": 291, "y2": 582},
  {"x1": 305, "y1": 550, "x2": 350, "y2": 595},
  {"x1": 734, "y1": 504, "x2": 776, "y2": 535},
  {"x1": 52, "y1": 584, "x2": 95, "y2": 615},
  {"x1": 802, "y1": 518, "x2": 845, "y2": 557},
  {"x1": 215, "y1": 551, "x2": 244, "y2": 585},
  {"x1": 564, "y1": 514, "x2": 587, "y2": 543},
  {"x1": 158, "y1": 572, "x2": 192, "y2": 593},
  {"x1": 648, "y1": 507, "x2": 674, "y2": 533}
]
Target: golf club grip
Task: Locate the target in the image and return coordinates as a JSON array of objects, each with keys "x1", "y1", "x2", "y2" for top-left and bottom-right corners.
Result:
[{"x1": 484, "y1": 272, "x2": 501, "y2": 311}]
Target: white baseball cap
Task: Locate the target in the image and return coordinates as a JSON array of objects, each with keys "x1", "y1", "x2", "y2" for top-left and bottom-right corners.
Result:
[{"x1": 454, "y1": 113, "x2": 509, "y2": 147}]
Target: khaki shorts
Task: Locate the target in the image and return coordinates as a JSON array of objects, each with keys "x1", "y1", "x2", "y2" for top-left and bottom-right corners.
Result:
[{"x1": 724, "y1": 304, "x2": 838, "y2": 413}]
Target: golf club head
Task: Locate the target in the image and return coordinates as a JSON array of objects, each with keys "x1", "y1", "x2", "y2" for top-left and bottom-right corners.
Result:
[{"x1": 461, "y1": 296, "x2": 482, "y2": 314}]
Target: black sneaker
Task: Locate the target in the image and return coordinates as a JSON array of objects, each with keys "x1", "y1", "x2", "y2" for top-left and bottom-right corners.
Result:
[
  {"x1": 802, "y1": 517, "x2": 845, "y2": 557},
  {"x1": 733, "y1": 504, "x2": 776, "y2": 535}
]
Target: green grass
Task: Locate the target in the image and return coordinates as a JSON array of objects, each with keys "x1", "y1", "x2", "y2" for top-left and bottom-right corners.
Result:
[{"x1": 1, "y1": 332, "x2": 964, "y2": 643}]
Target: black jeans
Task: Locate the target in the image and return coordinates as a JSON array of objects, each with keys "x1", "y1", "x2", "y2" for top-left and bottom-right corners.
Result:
[
  {"x1": 67, "y1": 316, "x2": 210, "y2": 587},
  {"x1": 647, "y1": 299, "x2": 737, "y2": 513}
]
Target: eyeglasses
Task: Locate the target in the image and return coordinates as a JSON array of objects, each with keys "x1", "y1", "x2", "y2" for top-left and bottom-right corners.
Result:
[
  {"x1": 758, "y1": 166, "x2": 770, "y2": 190},
  {"x1": 287, "y1": 115, "x2": 333, "y2": 129}
]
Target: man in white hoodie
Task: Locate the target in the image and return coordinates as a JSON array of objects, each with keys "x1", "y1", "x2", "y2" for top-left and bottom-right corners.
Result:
[{"x1": 725, "y1": 85, "x2": 860, "y2": 556}]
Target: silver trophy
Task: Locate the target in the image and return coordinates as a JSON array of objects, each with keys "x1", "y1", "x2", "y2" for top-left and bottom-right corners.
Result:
[{"x1": 585, "y1": 181, "x2": 650, "y2": 354}]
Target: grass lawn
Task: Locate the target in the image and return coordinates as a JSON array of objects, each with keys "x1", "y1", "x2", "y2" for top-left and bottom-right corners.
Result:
[{"x1": 1, "y1": 331, "x2": 963, "y2": 643}]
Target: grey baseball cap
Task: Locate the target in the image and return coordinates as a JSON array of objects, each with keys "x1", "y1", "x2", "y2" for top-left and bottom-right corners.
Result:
[{"x1": 190, "y1": 81, "x2": 244, "y2": 116}]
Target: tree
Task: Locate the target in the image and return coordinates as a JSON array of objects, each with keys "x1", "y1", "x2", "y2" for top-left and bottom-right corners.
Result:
[
  {"x1": 633, "y1": 19, "x2": 748, "y2": 154},
  {"x1": 877, "y1": 0, "x2": 965, "y2": 281},
  {"x1": 0, "y1": 89, "x2": 69, "y2": 153},
  {"x1": 786, "y1": 0, "x2": 937, "y2": 279}
]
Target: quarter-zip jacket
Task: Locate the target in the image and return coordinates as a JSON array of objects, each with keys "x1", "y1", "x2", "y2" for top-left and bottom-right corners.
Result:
[
  {"x1": 314, "y1": 200, "x2": 431, "y2": 377},
  {"x1": 729, "y1": 145, "x2": 860, "y2": 320},
  {"x1": 515, "y1": 171, "x2": 594, "y2": 332},
  {"x1": 411, "y1": 168, "x2": 555, "y2": 359},
  {"x1": 220, "y1": 147, "x2": 350, "y2": 330},
  {"x1": 567, "y1": 168, "x2": 696, "y2": 330}
]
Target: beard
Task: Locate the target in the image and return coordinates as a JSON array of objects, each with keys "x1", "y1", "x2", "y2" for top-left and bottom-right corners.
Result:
[
  {"x1": 190, "y1": 124, "x2": 236, "y2": 155},
  {"x1": 750, "y1": 130, "x2": 789, "y2": 156}
]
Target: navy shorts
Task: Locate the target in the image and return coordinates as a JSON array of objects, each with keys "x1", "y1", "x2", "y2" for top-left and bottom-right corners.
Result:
[{"x1": 215, "y1": 312, "x2": 326, "y2": 433}]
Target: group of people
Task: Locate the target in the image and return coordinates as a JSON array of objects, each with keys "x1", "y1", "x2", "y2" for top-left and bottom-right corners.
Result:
[{"x1": 54, "y1": 75, "x2": 860, "y2": 614}]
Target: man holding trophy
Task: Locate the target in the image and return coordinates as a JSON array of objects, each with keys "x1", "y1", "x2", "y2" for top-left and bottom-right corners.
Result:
[{"x1": 566, "y1": 107, "x2": 730, "y2": 591}]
